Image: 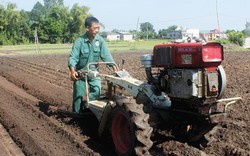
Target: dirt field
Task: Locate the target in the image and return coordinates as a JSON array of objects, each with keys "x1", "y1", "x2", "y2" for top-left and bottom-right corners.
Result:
[{"x1": 0, "y1": 49, "x2": 249, "y2": 156}]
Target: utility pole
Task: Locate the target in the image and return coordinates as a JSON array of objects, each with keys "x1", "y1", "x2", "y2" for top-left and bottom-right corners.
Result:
[
  {"x1": 146, "y1": 22, "x2": 149, "y2": 40},
  {"x1": 216, "y1": 0, "x2": 220, "y2": 32},
  {"x1": 133, "y1": 16, "x2": 140, "y2": 49},
  {"x1": 34, "y1": 27, "x2": 41, "y2": 53},
  {"x1": 136, "y1": 16, "x2": 140, "y2": 40},
  {"x1": 246, "y1": 19, "x2": 249, "y2": 29},
  {"x1": 136, "y1": 17, "x2": 140, "y2": 33}
]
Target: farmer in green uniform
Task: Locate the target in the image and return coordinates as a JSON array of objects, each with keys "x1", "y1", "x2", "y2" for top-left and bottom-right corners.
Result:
[{"x1": 68, "y1": 17, "x2": 118, "y2": 113}]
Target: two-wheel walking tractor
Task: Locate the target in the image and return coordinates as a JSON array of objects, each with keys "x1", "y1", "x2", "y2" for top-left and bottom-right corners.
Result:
[{"x1": 72, "y1": 42, "x2": 242, "y2": 156}]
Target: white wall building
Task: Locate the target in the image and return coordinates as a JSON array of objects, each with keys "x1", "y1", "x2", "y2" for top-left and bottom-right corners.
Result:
[
  {"x1": 165, "y1": 27, "x2": 200, "y2": 41},
  {"x1": 117, "y1": 32, "x2": 133, "y2": 41},
  {"x1": 244, "y1": 37, "x2": 250, "y2": 48},
  {"x1": 102, "y1": 32, "x2": 120, "y2": 41}
]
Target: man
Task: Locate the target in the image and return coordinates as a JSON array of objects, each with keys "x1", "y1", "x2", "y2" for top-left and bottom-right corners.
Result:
[{"x1": 68, "y1": 17, "x2": 118, "y2": 113}]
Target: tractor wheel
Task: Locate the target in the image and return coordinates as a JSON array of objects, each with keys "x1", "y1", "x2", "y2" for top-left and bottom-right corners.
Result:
[{"x1": 111, "y1": 98, "x2": 153, "y2": 156}]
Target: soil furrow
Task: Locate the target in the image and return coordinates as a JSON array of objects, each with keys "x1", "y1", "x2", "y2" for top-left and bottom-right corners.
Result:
[
  {"x1": 0, "y1": 57, "x2": 71, "y2": 89},
  {"x1": 6, "y1": 57, "x2": 68, "y2": 78},
  {"x1": 0, "y1": 64, "x2": 72, "y2": 107},
  {"x1": 0, "y1": 77, "x2": 100, "y2": 156}
]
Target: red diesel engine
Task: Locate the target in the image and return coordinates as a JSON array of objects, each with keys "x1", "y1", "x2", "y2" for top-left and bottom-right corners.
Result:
[{"x1": 141, "y1": 42, "x2": 226, "y2": 104}]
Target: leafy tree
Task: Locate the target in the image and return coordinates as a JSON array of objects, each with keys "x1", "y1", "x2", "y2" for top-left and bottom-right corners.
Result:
[
  {"x1": 138, "y1": 22, "x2": 156, "y2": 39},
  {"x1": 69, "y1": 4, "x2": 90, "y2": 41},
  {"x1": 243, "y1": 29, "x2": 250, "y2": 36},
  {"x1": 224, "y1": 29, "x2": 235, "y2": 34},
  {"x1": 167, "y1": 25, "x2": 178, "y2": 31},
  {"x1": 0, "y1": 5, "x2": 7, "y2": 30},
  {"x1": 129, "y1": 29, "x2": 137, "y2": 38},
  {"x1": 5, "y1": 3, "x2": 20, "y2": 28},
  {"x1": 242, "y1": 22, "x2": 250, "y2": 36},
  {"x1": 16, "y1": 10, "x2": 32, "y2": 44},
  {"x1": 44, "y1": 0, "x2": 63, "y2": 12},
  {"x1": 227, "y1": 31, "x2": 246, "y2": 46},
  {"x1": 158, "y1": 25, "x2": 177, "y2": 38},
  {"x1": 140, "y1": 22, "x2": 153, "y2": 32},
  {"x1": 30, "y1": 2, "x2": 45, "y2": 22},
  {"x1": 111, "y1": 29, "x2": 123, "y2": 33},
  {"x1": 40, "y1": 6, "x2": 70, "y2": 43},
  {"x1": 0, "y1": 4, "x2": 7, "y2": 45},
  {"x1": 57, "y1": 0, "x2": 64, "y2": 6},
  {"x1": 0, "y1": 3, "x2": 21, "y2": 45},
  {"x1": 245, "y1": 22, "x2": 250, "y2": 29}
]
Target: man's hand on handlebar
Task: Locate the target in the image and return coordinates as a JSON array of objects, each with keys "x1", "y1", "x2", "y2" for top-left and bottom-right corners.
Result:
[
  {"x1": 69, "y1": 66, "x2": 79, "y2": 81},
  {"x1": 112, "y1": 65, "x2": 119, "y2": 72}
]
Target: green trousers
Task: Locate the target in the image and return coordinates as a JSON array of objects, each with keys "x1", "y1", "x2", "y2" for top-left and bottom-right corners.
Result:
[{"x1": 72, "y1": 77, "x2": 101, "y2": 113}]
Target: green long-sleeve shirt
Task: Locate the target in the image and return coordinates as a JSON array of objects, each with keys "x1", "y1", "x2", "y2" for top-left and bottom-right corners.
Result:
[{"x1": 68, "y1": 33, "x2": 115, "y2": 71}]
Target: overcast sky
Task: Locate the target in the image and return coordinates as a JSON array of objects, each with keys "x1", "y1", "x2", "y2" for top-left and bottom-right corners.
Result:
[{"x1": 1, "y1": 0, "x2": 249, "y2": 32}]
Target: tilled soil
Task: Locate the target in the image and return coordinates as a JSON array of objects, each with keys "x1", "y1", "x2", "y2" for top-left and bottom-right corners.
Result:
[{"x1": 0, "y1": 49, "x2": 249, "y2": 156}]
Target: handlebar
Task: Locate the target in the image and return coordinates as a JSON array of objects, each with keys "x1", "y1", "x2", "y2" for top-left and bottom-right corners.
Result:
[
  {"x1": 86, "y1": 62, "x2": 118, "y2": 71},
  {"x1": 77, "y1": 62, "x2": 118, "y2": 78}
]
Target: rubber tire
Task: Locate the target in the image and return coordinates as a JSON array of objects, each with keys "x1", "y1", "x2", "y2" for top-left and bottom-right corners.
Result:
[{"x1": 111, "y1": 97, "x2": 153, "y2": 156}]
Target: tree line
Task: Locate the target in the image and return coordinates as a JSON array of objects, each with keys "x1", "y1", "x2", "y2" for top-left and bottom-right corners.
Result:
[
  {"x1": 0, "y1": 0, "x2": 250, "y2": 45},
  {"x1": 0, "y1": 0, "x2": 91, "y2": 45},
  {"x1": 133, "y1": 23, "x2": 250, "y2": 46}
]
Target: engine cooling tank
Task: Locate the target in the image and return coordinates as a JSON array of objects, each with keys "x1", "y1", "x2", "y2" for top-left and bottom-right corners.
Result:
[
  {"x1": 140, "y1": 54, "x2": 153, "y2": 68},
  {"x1": 153, "y1": 42, "x2": 224, "y2": 68}
]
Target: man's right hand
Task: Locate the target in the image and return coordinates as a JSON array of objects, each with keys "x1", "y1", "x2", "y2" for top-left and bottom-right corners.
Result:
[{"x1": 69, "y1": 66, "x2": 79, "y2": 81}]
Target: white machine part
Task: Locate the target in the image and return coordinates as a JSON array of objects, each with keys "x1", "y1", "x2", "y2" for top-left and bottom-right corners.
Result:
[
  {"x1": 105, "y1": 70, "x2": 171, "y2": 108},
  {"x1": 167, "y1": 69, "x2": 202, "y2": 99}
]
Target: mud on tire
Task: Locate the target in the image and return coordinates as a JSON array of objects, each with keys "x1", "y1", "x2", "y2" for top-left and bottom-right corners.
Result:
[{"x1": 111, "y1": 96, "x2": 153, "y2": 156}]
